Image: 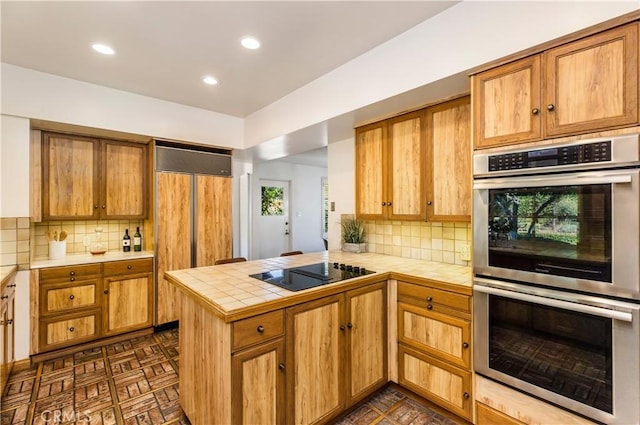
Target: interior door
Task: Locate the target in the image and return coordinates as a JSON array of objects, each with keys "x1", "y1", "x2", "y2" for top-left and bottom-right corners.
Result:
[
  {"x1": 256, "y1": 179, "x2": 291, "y2": 259},
  {"x1": 156, "y1": 172, "x2": 192, "y2": 324}
]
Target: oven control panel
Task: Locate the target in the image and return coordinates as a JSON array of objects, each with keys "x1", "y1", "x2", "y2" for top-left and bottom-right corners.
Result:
[{"x1": 488, "y1": 140, "x2": 611, "y2": 172}]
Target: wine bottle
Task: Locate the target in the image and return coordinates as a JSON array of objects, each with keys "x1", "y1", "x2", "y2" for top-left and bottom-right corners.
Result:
[
  {"x1": 133, "y1": 226, "x2": 142, "y2": 252},
  {"x1": 123, "y1": 229, "x2": 131, "y2": 252}
]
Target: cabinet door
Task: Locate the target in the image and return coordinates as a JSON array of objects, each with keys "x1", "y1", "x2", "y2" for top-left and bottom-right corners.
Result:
[
  {"x1": 42, "y1": 132, "x2": 99, "y2": 219},
  {"x1": 426, "y1": 96, "x2": 471, "y2": 221},
  {"x1": 472, "y1": 56, "x2": 542, "y2": 149},
  {"x1": 101, "y1": 140, "x2": 148, "y2": 218},
  {"x1": 387, "y1": 110, "x2": 426, "y2": 220},
  {"x1": 156, "y1": 172, "x2": 192, "y2": 324},
  {"x1": 0, "y1": 302, "x2": 7, "y2": 393},
  {"x1": 545, "y1": 23, "x2": 638, "y2": 137},
  {"x1": 398, "y1": 302, "x2": 471, "y2": 369},
  {"x1": 103, "y1": 273, "x2": 153, "y2": 335},
  {"x1": 286, "y1": 294, "x2": 345, "y2": 425},
  {"x1": 232, "y1": 338, "x2": 286, "y2": 425},
  {"x1": 398, "y1": 344, "x2": 472, "y2": 421},
  {"x1": 195, "y1": 175, "x2": 232, "y2": 267},
  {"x1": 355, "y1": 121, "x2": 387, "y2": 219},
  {"x1": 345, "y1": 282, "x2": 387, "y2": 407}
]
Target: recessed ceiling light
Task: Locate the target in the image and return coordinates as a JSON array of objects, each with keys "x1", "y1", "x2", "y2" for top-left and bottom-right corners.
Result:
[
  {"x1": 202, "y1": 76, "x2": 219, "y2": 85},
  {"x1": 91, "y1": 43, "x2": 115, "y2": 55},
  {"x1": 240, "y1": 36, "x2": 260, "y2": 50}
]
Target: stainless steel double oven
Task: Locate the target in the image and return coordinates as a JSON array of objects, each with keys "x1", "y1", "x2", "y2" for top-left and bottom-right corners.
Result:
[{"x1": 473, "y1": 134, "x2": 640, "y2": 424}]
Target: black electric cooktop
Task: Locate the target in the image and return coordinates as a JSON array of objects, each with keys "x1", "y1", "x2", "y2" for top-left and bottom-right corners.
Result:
[{"x1": 249, "y1": 262, "x2": 375, "y2": 292}]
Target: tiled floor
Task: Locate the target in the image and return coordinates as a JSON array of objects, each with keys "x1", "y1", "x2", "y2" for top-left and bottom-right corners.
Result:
[{"x1": 1, "y1": 329, "x2": 464, "y2": 425}]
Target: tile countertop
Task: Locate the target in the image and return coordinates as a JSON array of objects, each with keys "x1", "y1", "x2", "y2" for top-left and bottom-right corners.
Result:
[
  {"x1": 31, "y1": 251, "x2": 154, "y2": 269},
  {"x1": 1, "y1": 265, "x2": 18, "y2": 287},
  {"x1": 165, "y1": 250, "x2": 471, "y2": 322}
]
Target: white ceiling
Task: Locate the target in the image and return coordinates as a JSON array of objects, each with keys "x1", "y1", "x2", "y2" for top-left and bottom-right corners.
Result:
[{"x1": 1, "y1": 1, "x2": 458, "y2": 119}]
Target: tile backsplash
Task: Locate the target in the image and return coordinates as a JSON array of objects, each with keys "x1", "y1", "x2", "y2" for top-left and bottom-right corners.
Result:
[
  {"x1": 0, "y1": 217, "x2": 30, "y2": 269},
  {"x1": 359, "y1": 219, "x2": 471, "y2": 266},
  {"x1": 32, "y1": 220, "x2": 145, "y2": 259}
]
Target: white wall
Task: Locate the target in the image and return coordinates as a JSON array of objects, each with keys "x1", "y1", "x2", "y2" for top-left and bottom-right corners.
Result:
[
  {"x1": 1, "y1": 64, "x2": 244, "y2": 149},
  {"x1": 327, "y1": 138, "x2": 355, "y2": 250},
  {"x1": 245, "y1": 1, "x2": 638, "y2": 147},
  {"x1": 250, "y1": 160, "x2": 327, "y2": 258},
  {"x1": 0, "y1": 115, "x2": 30, "y2": 217}
]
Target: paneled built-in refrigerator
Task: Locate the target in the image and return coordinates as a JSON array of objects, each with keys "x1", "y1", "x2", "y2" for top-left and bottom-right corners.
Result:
[{"x1": 154, "y1": 142, "x2": 232, "y2": 325}]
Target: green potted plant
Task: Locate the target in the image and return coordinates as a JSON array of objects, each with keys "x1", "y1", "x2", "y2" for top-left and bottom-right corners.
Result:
[{"x1": 341, "y1": 217, "x2": 367, "y2": 253}]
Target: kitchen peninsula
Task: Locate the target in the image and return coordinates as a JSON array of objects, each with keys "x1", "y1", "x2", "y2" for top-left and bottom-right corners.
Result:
[{"x1": 165, "y1": 251, "x2": 472, "y2": 424}]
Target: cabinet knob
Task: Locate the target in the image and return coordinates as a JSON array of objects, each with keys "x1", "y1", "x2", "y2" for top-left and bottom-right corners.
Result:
[
  {"x1": 463, "y1": 342, "x2": 469, "y2": 349},
  {"x1": 382, "y1": 202, "x2": 386, "y2": 206},
  {"x1": 340, "y1": 324, "x2": 346, "y2": 331},
  {"x1": 547, "y1": 104, "x2": 555, "y2": 111},
  {"x1": 463, "y1": 392, "x2": 470, "y2": 400},
  {"x1": 426, "y1": 296, "x2": 433, "y2": 302},
  {"x1": 7, "y1": 284, "x2": 16, "y2": 288},
  {"x1": 69, "y1": 294, "x2": 75, "y2": 300},
  {"x1": 427, "y1": 304, "x2": 433, "y2": 310},
  {"x1": 0, "y1": 320, "x2": 4, "y2": 326},
  {"x1": 104, "y1": 289, "x2": 109, "y2": 294},
  {"x1": 427, "y1": 201, "x2": 432, "y2": 206},
  {"x1": 102, "y1": 205, "x2": 106, "y2": 209},
  {"x1": 69, "y1": 327, "x2": 75, "y2": 332},
  {"x1": 94, "y1": 205, "x2": 99, "y2": 209},
  {"x1": 388, "y1": 202, "x2": 392, "y2": 207},
  {"x1": 278, "y1": 363, "x2": 285, "y2": 370},
  {"x1": 1, "y1": 295, "x2": 8, "y2": 300},
  {"x1": 70, "y1": 277, "x2": 75, "y2": 282},
  {"x1": 347, "y1": 322, "x2": 353, "y2": 329},
  {"x1": 70, "y1": 271, "x2": 76, "y2": 276},
  {"x1": 257, "y1": 325, "x2": 264, "y2": 333},
  {"x1": 532, "y1": 108, "x2": 539, "y2": 115},
  {"x1": 7, "y1": 319, "x2": 13, "y2": 325},
  {"x1": 127, "y1": 265, "x2": 132, "y2": 270}
]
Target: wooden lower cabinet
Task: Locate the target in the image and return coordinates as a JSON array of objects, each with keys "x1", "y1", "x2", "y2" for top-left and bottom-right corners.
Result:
[
  {"x1": 476, "y1": 402, "x2": 525, "y2": 425},
  {"x1": 232, "y1": 338, "x2": 286, "y2": 424},
  {"x1": 35, "y1": 258, "x2": 153, "y2": 353},
  {"x1": 398, "y1": 344, "x2": 472, "y2": 420},
  {"x1": 1, "y1": 275, "x2": 16, "y2": 395}
]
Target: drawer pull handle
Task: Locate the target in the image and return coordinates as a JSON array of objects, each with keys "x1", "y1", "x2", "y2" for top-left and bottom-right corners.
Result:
[
  {"x1": 547, "y1": 104, "x2": 555, "y2": 111},
  {"x1": 127, "y1": 265, "x2": 132, "y2": 270},
  {"x1": 463, "y1": 392, "x2": 470, "y2": 400},
  {"x1": 69, "y1": 294, "x2": 75, "y2": 300},
  {"x1": 8, "y1": 284, "x2": 16, "y2": 288},
  {"x1": 426, "y1": 304, "x2": 433, "y2": 310},
  {"x1": 70, "y1": 277, "x2": 75, "y2": 282},
  {"x1": 347, "y1": 322, "x2": 353, "y2": 329},
  {"x1": 426, "y1": 296, "x2": 433, "y2": 302},
  {"x1": 278, "y1": 363, "x2": 285, "y2": 370},
  {"x1": 70, "y1": 271, "x2": 76, "y2": 276},
  {"x1": 257, "y1": 325, "x2": 264, "y2": 333},
  {"x1": 463, "y1": 342, "x2": 469, "y2": 349},
  {"x1": 69, "y1": 327, "x2": 75, "y2": 332},
  {"x1": 0, "y1": 295, "x2": 8, "y2": 300},
  {"x1": 532, "y1": 107, "x2": 539, "y2": 115}
]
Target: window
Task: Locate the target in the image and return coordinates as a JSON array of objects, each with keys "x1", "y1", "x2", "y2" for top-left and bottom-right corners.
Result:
[{"x1": 261, "y1": 186, "x2": 284, "y2": 216}]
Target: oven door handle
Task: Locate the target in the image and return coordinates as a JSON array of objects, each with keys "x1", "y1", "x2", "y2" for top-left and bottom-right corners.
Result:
[
  {"x1": 473, "y1": 173, "x2": 632, "y2": 189},
  {"x1": 474, "y1": 284, "x2": 633, "y2": 322}
]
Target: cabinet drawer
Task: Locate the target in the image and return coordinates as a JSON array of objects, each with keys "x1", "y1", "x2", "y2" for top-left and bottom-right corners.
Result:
[
  {"x1": 103, "y1": 258, "x2": 153, "y2": 277},
  {"x1": 398, "y1": 302, "x2": 471, "y2": 369},
  {"x1": 476, "y1": 402, "x2": 525, "y2": 425},
  {"x1": 398, "y1": 281, "x2": 470, "y2": 313},
  {"x1": 40, "y1": 264, "x2": 101, "y2": 282},
  {"x1": 41, "y1": 281, "x2": 98, "y2": 314},
  {"x1": 41, "y1": 310, "x2": 100, "y2": 350},
  {"x1": 232, "y1": 310, "x2": 284, "y2": 351},
  {"x1": 398, "y1": 344, "x2": 472, "y2": 421}
]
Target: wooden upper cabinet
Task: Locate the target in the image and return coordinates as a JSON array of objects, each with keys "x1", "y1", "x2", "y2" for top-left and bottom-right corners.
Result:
[
  {"x1": 545, "y1": 22, "x2": 638, "y2": 137},
  {"x1": 355, "y1": 121, "x2": 386, "y2": 219},
  {"x1": 473, "y1": 23, "x2": 639, "y2": 149},
  {"x1": 43, "y1": 133, "x2": 99, "y2": 219},
  {"x1": 355, "y1": 111, "x2": 426, "y2": 221},
  {"x1": 102, "y1": 140, "x2": 148, "y2": 218},
  {"x1": 473, "y1": 56, "x2": 542, "y2": 149},
  {"x1": 426, "y1": 96, "x2": 471, "y2": 221},
  {"x1": 387, "y1": 111, "x2": 426, "y2": 220},
  {"x1": 42, "y1": 132, "x2": 148, "y2": 220}
]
